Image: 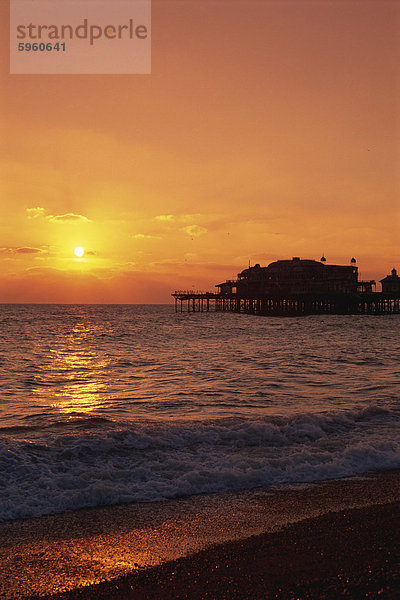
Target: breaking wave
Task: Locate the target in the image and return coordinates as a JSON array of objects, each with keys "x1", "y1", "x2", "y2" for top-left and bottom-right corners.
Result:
[{"x1": 1, "y1": 404, "x2": 399, "y2": 522}]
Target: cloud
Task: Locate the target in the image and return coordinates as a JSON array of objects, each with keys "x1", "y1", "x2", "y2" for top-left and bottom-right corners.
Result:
[
  {"x1": 26, "y1": 266, "x2": 62, "y2": 274},
  {"x1": 154, "y1": 214, "x2": 175, "y2": 222},
  {"x1": 16, "y1": 247, "x2": 43, "y2": 254},
  {"x1": 26, "y1": 207, "x2": 46, "y2": 219},
  {"x1": 26, "y1": 207, "x2": 91, "y2": 223},
  {"x1": 154, "y1": 213, "x2": 204, "y2": 224},
  {"x1": 130, "y1": 233, "x2": 161, "y2": 240},
  {"x1": 46, "y1": 213, "x2": 91, "y2": 223},
  {"x1": 0, "y1": 246, "x2": 44, "y2": 255},
  {"x1": 180, "y1": 225, "x2": 208, "y2": 237}
]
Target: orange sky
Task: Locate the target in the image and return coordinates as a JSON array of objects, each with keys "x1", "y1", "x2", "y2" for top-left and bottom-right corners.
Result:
[{"x1": 1, "y1": 0, "x2": 399, "y2": 303}]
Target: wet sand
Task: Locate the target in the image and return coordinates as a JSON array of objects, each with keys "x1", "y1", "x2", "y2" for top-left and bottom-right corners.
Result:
[{"x1": 1, "y1": 470, "x2": 399, "y2": 600}]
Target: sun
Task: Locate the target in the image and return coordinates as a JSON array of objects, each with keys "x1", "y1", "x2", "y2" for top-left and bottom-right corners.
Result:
[{"x1": 74, "y1": 246, "x2": 85, "y2": 258}]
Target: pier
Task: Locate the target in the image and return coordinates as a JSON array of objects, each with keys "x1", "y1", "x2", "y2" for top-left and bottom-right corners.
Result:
[
  {"x1": 172, "y1": 258, "x2": 400, "y2": 316},
  {"x1": 172, "y1": 291, "x2": 219, "y2": 313},
  {"x1": 172, "y1": 291, "x2": 400, "y2": 316}
]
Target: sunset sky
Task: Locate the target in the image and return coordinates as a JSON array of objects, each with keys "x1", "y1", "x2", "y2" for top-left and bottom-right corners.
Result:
[{"x1": 1, "y1": 0, "x2": 399, "y2": 303}]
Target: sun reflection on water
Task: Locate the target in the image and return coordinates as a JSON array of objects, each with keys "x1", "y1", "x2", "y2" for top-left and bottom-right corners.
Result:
[{"x1": 48, "y1": 321, "x2": 112, "y2": 416}]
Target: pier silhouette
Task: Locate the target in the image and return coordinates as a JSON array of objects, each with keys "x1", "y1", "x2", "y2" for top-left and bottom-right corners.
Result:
[{"x1": 172, "y1": 257, "x2": 400, "y2": 316}]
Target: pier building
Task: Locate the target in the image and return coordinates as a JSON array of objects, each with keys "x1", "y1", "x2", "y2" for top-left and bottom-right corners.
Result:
[
  {"x1": 380, "y1": 268, "x2": 400, "y2": 294},
  {"x1": 220, "y1": 257, "x2": 360, "y2": 296}
]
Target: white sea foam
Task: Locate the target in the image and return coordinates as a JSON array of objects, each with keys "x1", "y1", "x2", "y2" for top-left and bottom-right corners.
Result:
[{"x1": 1, "y1": 405, "x2": 399, "y2": 522}]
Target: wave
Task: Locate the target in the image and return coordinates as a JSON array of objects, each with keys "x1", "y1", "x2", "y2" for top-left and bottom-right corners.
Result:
[
  {"x1": 0, "y1": 415, "x2": 113, "y2": 435},
  {"x1": 0, "y1": 404, "x2": 399, "y2": 522}
]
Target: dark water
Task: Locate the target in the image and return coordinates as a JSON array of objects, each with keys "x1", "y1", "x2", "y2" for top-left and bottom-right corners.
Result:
[{"x1": 0, "y1": 304, "x2": 399, "y2": 521}]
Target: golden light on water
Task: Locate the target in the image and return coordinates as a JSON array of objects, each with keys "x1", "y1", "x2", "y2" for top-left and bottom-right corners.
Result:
[
  {"x1": 74, "y1": 246, "x2": 85, "y2": 258},
  {"x1": 48, "y1": 320, "x2": 111, "y2": 415}
]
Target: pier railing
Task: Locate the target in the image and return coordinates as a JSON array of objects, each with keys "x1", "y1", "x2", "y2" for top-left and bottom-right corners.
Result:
[{"x1": 173, "y1": 290, "x2": 214, "y2": 296}]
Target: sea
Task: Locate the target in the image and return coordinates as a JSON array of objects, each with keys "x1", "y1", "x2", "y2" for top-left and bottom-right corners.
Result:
[{"x1": 0, "y1": 304, "x2": 399, "y2": 522}]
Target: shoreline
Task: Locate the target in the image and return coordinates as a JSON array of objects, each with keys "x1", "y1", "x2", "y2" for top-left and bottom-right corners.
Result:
[
  {"x1": 2, "y1": 470, "x2": 400, "y2": 599},
  {"x1": 40, "y1": 500, "x2": 400, "y2": 600}
]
